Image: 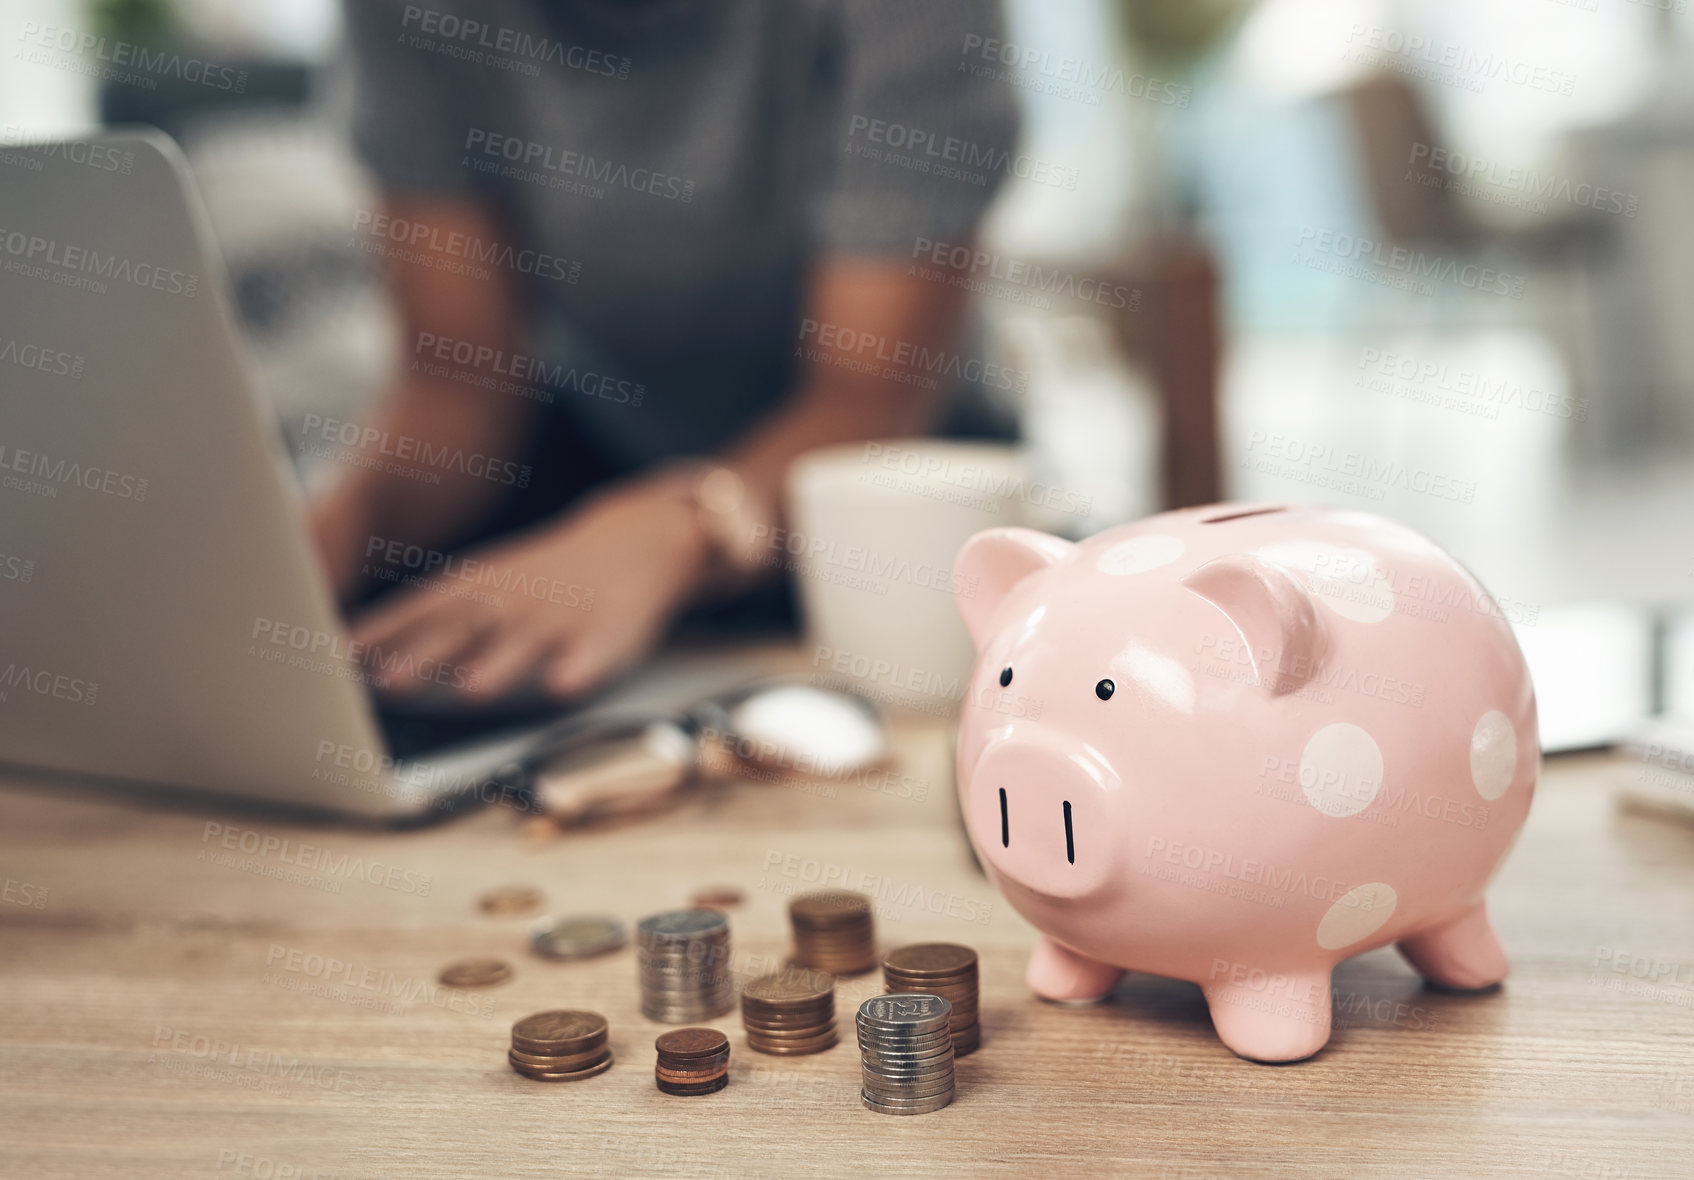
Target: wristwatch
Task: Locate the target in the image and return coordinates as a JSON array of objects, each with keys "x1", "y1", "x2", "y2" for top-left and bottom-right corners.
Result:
[{"x1": 665, "y1": 461, "x2": 773, "y2": 580}]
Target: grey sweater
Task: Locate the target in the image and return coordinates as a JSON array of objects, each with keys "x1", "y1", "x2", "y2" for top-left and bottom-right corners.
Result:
[{"x1": 343, "y1": 0, "x2": 1019, "y2": 469}]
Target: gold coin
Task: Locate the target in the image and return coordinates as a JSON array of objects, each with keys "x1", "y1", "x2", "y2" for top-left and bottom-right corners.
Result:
[
  {"x1": 507, "y1": 1045, "x2": 612, "y2": 1071},
  {"x1": 478, "y1": 884, "x2": 544, "y2": 916},
  {"x1": 655, "y1": 1075, "x2": 727, "y2": 1095},
  {"x1": 789, "y1": 891, "x2": 872, "y2": 927},
  {"x1": 511, "y1": 1010, "x2": 609, "y2": 1055},
  {"x1": 439, "y1": 958, "x2": 513, "y2": 988},
  {"x1": 655, "y1": 1064, "x2": 729, "y2": 1082},
  {"x1": 882, "y1": 944, "x2": 977, "y2": 979},
  {"x1": 747, "y1": 1031, "x2": 839, "y2": 1054},
  {"x1": 690, "y1": 886, "x2": 744, "y2": 909},
  {"x1": 508, "y1": 1052, "x2": 613, "y2": 1082},
  {"x1": 742, "y1": 971, "x2": 832, "y2": 1004},
  {"x1": 654, "y1": 1027, "x2": 729, "y2": 1059}
]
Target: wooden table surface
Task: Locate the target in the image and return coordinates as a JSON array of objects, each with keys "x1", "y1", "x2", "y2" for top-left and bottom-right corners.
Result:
[{"x1": 1, "y1": 704, "x2": 1692, "y2": 1179}]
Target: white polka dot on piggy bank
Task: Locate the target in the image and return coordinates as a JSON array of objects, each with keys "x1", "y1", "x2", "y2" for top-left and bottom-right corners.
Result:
[
  {"x1": 1097, "y1": 534, "x2": 1185, "y2": 575},
  {"x1": 953, "y1": 506, "x2": 1538, "y2": 1064},
  {"x1": 1470, "y1": 711, "x2": 1518, "y2": 801}
]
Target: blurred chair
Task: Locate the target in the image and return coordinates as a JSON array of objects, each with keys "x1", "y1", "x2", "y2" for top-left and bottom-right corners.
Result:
[
  {"x1": 1046, "y1": 233, "x2": 1224, "y2": 510},
  {"x1": 1332, "y1": 73, "x2": 1692, "y2": 464}
]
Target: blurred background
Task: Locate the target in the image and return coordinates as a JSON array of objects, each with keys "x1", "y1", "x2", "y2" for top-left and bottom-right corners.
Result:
[{"x1": 5, "y1": 0, "x2": 1692, "y2": 763}]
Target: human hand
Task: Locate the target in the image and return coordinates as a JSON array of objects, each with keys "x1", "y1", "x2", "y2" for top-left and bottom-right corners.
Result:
[{"x1": 347, "y1": 476, "x2": 710, "y2": 701}]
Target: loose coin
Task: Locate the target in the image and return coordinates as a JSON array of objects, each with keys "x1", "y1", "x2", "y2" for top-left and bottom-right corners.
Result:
[
  {"x1": 439, "y1": 957, "x2": 513, "y2": 988},
  {"x1": 530, "y1": 914, "x2": 628, "y2": 961},
  {"x1": 479, "y1": 884, "x2": 544, "y2": 916},
  {"x1": 690, "y1": 886, "x2": 744, "y2": 909}
]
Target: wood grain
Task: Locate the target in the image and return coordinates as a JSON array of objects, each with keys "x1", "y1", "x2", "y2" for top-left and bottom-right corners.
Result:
[{"x1": 1, "y1": 706, "x2": 1691, "y2": 1178}]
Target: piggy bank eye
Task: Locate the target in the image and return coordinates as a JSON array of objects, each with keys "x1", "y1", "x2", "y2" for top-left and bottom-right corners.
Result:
[
  {"x1": 1095, "y1": 679, "x2": 1115, "y2": 701},
  {"x1": 999, "y1": 666, "x2": 1013, "y2": 688}
]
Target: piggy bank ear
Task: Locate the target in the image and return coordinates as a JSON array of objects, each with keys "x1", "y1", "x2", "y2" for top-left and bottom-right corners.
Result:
[
  {"x1": 955, "y1": 527, "x2": 1074, "y2": 647},
  {"x1": 1183, "y1": 555, "x2": 1328, "y2": 695}
]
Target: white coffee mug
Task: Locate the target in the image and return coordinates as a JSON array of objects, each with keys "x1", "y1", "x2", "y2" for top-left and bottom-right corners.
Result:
[{"x1": 783, "y1": 440, "x2": 1030, "y2": 715}]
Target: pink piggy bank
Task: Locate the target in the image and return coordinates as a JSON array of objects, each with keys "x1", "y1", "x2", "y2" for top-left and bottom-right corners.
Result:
[{"x1": 954, "y1": 504, "x2": 1537, "y2": 1062}]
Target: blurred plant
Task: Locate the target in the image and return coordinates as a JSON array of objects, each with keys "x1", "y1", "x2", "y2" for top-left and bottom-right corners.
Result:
[
  {"x1": 1114, "y1": 0, "x2": 1256, "y2": 71},
  {"x1": 89, "y1": 0, "x2": 177, "y2": 43}
]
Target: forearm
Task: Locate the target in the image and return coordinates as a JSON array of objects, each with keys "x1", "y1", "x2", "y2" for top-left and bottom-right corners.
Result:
[
  {"x1": 313, "y1": 197, "x2": 530, "y2": 570},
  {"x1": 717, "y1": 255, "x2": 966, "y2": 514},
  {"x1": 721, "y1": 378, "x2": 939, "y2": 514},
  {"x1": 320, "y1": 376, "x2": 531, "y2": 550}
]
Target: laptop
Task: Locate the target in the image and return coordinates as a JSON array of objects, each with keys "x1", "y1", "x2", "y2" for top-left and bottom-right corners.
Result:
[{"x1": 0, "y1": 128, "x2": 753, "y2": 820}]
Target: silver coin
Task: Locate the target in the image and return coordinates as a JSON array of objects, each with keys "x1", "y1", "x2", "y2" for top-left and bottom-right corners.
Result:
[
  {"x1": 637, "y1": 909, "x2": 729, "y2": 942},
  {"x1": 529, "y1": 914, "x2": 628, "y2": 960},
  {"x1": 857, "y1": 1037, "x2": 954, "y2": 1057},
  {"x1": 861, "y1": 1060, "x2": 955, "y2": 1078},
  {"x1": 860, "y1": 1044, "x2": 954, "y2": 1060},
  {"x1": 856, "y1": 1019, "x2": 954, "y2": 1035},
  {"x1": 856, "y1": 993, "x2": 951, "y2": 1026},
  {"x1": 860, "y1": 1046, "x2": 954, "y2": 1061},
  {"x1": 640, "y1": 995, "x2": 735, "y2": 1015},
  {"x1": 638, "y1": 909, "x2": 733, "y2": 1023},
  {"x1": 863, "y1": 1086, "x2": 956, "y2": 1105},
  {"x1": 860, "y1": 1069, "x2": 955, "y2": 1083},
  {"x1": 856, "y1": 1028, "x2": 953, "y2": 1044},
  {"x1": 861, "y1": 1091, "x2": 954, "y2": 1116},
  {"x1": 862, "y1": 1053, "x2": 955, "y2": 1071},
  {"x1": 853, "y1": 1029, "x2": 962, "y2": 1042},
  {"x1": 859, "y1": 1050, "x2": 955, "y2": 1069},
  {"x1": 862, "y1": 1062, "x2": 955, "y2": 1079},
  {"x1": 857, "y1": 1017, "x2": 950, "y2": 1031},
  {"x1": 863, "y1": 1081, "x2": 956, "y2": 1100}
]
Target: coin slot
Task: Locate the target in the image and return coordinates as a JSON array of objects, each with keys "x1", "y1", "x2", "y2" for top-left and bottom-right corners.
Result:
[
  {"x1": 1063, "y1": 800, "x2": 1074, "y2": 864},
  {"x1": 1199, "y1": 505, "x2": 1287, "y2": 524},
  {"x1": 999, "y1": 787, "x2": 1009, "y2": 847}
]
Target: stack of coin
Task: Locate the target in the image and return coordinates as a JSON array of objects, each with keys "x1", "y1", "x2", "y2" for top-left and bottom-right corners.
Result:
[
  {"x1": 508, "y1": 1010, "x2": 612, "y2": 1082},
  {"x1": 654, "y1": 1027, "x2": 730, "y2": 1096},
  {"x1": 741, "y1": 970, "x2": 838, "y2": 1056},
  {"x1": 636, "y1": 909, "x2": 734, "y2": 1023},
  {"x1": 856, "y1": 993, "x2": 955, "y2": 1115},
  {"x1": 882, "y1": 943, "x2": 980, "y2": 1056},
  {"x1": 789, "y1": 891, "x2": 877, "y2": 974}
]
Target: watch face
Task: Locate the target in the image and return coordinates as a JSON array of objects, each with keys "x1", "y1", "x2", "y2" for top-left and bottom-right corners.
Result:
[
  {"x1": 697, "y1": 466, "x2": 745, "y2": 516},
  {"x1": 694, "y1": 466, "x2": 769, "y2": 575}
]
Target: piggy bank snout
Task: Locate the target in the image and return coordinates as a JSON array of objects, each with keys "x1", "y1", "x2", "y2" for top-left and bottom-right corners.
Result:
[{"x1": 968, "y1": 732, "x2": 1119, "y2": 900}]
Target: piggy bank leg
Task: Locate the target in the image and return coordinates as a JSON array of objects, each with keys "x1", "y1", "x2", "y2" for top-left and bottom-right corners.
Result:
[
  {"x1": 1027, "y1": 936, "x2": 1123, "y2": 1004},
  {"x1": 1202, "y1": 971, "x2": 1332, "y2": 1063},
  {"x1": 1397, "y1": 902, "x2": 1509, "y2": 991}
]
